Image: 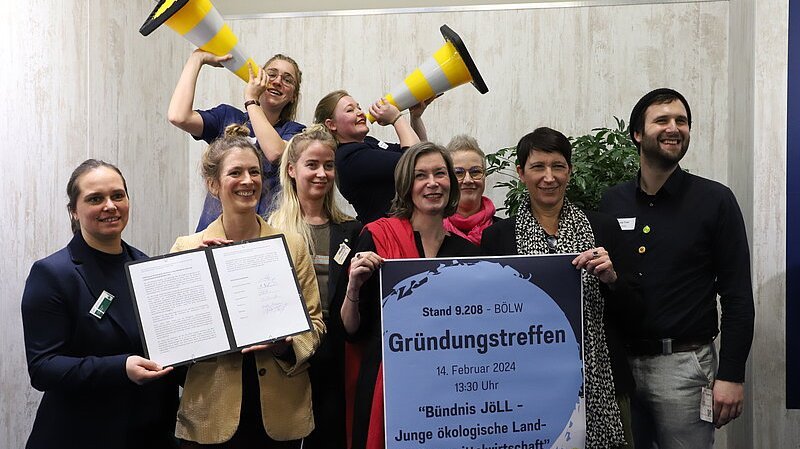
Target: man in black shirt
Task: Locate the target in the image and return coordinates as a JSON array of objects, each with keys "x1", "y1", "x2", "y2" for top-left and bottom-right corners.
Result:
[{"x1": 600, "y1": 88, "x2": 754, "y2": 449}]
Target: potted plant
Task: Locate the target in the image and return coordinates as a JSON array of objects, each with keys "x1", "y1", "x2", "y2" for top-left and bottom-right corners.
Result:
[{"x1": 485, "y1": 117, "x2": 639, "y2": 216}]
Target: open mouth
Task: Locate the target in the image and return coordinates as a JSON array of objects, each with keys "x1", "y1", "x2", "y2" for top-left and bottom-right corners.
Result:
[
  {"x1": 267, "y1": 88, "x2": 283, "y2": 97},
  {"x1": 235, "y1": 190, "x2": 255, "y2": 197},
  {"x1": 97, "y1": 216, "x2": 121, "y2": 223}
]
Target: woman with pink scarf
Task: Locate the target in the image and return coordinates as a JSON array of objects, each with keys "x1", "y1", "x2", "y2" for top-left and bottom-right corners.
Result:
[{"x1": 442, "y1": 135, "x2": 499, "y2": 244}]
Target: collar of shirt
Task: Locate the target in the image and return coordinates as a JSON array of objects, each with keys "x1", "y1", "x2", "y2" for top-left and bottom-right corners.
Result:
[{"x1": 634, "y1": 165, "x2": 687, "y2": 200}]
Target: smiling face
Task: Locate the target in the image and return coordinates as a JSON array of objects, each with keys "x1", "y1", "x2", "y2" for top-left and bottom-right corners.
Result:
[
  {"x1": 325, "y1": 95, "x2": 369, "y2": 143},
  {"x1": 517, "y1": 149, "x2": 571, "y2": 211},
  {"x1": 411, "y1": 152, "x2": 451, "y2": 217},
  {"x1": 451, "y1": 150, "x2": 486, "y2": 216},
  {"x1": 210, "y1": 147, "x2": 262, "y2": 214},
  {"x1": 259, "y1": 59, "x2": 298, "y2": 113},
  {"x1": 71, "y1": 167, "x2": 129, "y2": 246},
  {"x1": 288, "y1": 140, "x2": 336, "y2": 204},
  {"x1": 635, "y1": 100, "x2": 691, "y2": 169}
]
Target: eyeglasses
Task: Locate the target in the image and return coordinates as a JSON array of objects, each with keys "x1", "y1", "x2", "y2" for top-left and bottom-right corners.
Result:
[
  {"x1": 265, "y1": 69, "x2": 296, "y2": 87},
  {"x1": 453, "y1": 166, "x2": 485, "y2": 181},
  {"x1": 545, "y1": 233, "x2": 558, "y2": 253}
]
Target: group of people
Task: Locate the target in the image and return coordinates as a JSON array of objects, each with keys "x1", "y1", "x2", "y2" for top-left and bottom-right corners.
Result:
[{"x1": 20, "y1": 47, "x2": 754, "y2": 449}]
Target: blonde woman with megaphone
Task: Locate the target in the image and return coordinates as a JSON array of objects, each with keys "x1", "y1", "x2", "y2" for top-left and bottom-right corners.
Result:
[
  {"x1": 169, "y1": 50, "x2": 305, "y2": 232},
  {"x1": 314, "y1": 90, "x2": 435, "y2": 225}
]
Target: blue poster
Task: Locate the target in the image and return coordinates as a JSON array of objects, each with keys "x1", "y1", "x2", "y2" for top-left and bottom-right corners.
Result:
[{"x1": 380, "y1": 255, "x2": 585, "y2": 449}]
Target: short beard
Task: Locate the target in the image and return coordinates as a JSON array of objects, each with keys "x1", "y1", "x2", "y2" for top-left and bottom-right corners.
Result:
[{"x1": 639, "y1": 134, "x2": 689, "y2": 170}]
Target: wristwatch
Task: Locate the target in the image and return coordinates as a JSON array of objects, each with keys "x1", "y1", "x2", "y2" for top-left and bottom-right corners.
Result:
[{"x1": 244, "y1": 99, "x2": 260, "y2": 109}]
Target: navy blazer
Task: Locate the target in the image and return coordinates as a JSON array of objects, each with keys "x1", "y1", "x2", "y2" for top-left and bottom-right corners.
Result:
[{"x1": 21, "y1": 232, "x2": 179, "y2": 449}]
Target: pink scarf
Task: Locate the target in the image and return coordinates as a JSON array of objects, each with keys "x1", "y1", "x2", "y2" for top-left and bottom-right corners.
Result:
[{"x1": 443, "y1": 196, "x2": 496, "y2": 245}]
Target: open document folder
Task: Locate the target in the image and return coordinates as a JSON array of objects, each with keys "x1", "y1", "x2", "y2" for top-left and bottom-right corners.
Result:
[{"x1": 125, "y1": 235, "x2": 312, "y2": 367}]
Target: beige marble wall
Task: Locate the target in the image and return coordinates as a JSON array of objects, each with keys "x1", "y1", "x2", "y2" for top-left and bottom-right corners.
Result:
[
  {"x1": 744, "y1": 0, "x2": 800, "y2": 446},
  {"x1": 0, "y1": 1, "x2": 188, "y2": 447},
  {"x1": 4, "y1": 0, "x2": 797, "y2": 447}
]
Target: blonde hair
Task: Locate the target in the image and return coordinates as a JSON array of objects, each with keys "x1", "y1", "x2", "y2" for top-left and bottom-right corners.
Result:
[
  {"x1": 446, "y1": 134, "x2": 486, "y2": 169},
  {"x1": 264, "y1": 54, "x2": 302, "y2": 122},
  {"x1": 200, "y1": 124, "x2": 263, "y2": 196},
  {"x1": 268, "y1": 124, "x2": 353, "y2": 253}
]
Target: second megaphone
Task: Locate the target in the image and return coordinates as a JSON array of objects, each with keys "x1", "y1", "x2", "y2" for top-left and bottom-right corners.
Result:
[
  {"x1": 140, "y1": 0, "x2": 258, "y2": 82},
  {"x1": 367, "y1": 24, "x2": 488, "y2": 122}
]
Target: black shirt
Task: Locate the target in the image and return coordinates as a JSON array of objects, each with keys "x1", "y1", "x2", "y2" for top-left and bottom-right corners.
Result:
[
  {"x1": 600, "y1": 167, "x2": 754, "y2": 382},
  {"x1": 335, "y1": 136, "x2": 404, "y2": 224}
]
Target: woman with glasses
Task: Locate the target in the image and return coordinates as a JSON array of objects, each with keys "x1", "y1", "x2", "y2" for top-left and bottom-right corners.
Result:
[
  {"x1": 481, "y1": 127, "x2": 635, "y2": 449},
  {"x1": 169, "y1": 50, "x2": 305, "y2": 231},
  {"x1": 341, "y1": 142, "x2": 479, "y2": 449},
  {"x1": 314, "y1": 90, "x2": 433, "y2": 225},
  {"x1": 443, "y1": 135, "x2": 499, "y2": 245}
]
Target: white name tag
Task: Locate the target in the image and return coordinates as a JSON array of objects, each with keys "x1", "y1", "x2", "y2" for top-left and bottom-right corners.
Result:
[
  {"x1": 333, "y1": 242, "x2": 351, "y2": 265},
  {"x1": 700, "y1": 387, "x2": 713, "y2": 423},
  {"x1": 377, "y1": 140, "x2": 389, "y2": 150},
  {"x1": 617, "y1": 217, "x2": 636, "y2": 231}
]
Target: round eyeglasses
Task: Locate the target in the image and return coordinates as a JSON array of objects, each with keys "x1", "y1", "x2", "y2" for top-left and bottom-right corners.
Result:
[{"x1": 453, "y1": 166, "x2": 485, "y2": 181}]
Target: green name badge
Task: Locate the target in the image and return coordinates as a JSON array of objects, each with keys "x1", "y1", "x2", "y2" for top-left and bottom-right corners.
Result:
[{"x1": 89, "y1": 290, "x2": 115, "y2": 319}]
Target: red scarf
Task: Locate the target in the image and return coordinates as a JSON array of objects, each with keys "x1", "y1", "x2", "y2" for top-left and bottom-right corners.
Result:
[
  {"x1": 346, "y1": 217, "x2": 419, "y2": 449},
  {"x1": 443, "y1": 196, "x2": 496, "y2": 245},
  {"x1": 365, "y1": 217, "x2": 420, "y2": 259}
]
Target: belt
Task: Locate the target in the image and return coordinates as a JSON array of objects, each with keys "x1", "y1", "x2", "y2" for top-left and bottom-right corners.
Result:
[{"x1": 626, "y1": 336, "x2": 713, "y2": 356}]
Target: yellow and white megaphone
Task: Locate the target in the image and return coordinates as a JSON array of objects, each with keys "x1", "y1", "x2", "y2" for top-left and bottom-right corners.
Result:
[
  {"x1": 140, "y1": 0, "x2": 258, "y2": 82},
  {"x1": 366, "y1": 25, "x2": 488, "y2": 122}
]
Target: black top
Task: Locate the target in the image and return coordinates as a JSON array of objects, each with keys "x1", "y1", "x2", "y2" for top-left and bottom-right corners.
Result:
[
  {"x1": 599, "y1": 167, "x2": 755, "y2": 382},
  {"x1": 480, "y1": 211, "x2": 636, "y2": 395},
  {"x1": 306, "y1": 219, "x2": 363, "y2": 449},
  {"x1": 21, "y1": 232, "x2": 180, "y2": 449},
  {"x1": 335, "y1": 136, "x2": 404, "y2": 225},
  {"x1": 348, "y1": 229, "x2": 479, "y2": 449}
]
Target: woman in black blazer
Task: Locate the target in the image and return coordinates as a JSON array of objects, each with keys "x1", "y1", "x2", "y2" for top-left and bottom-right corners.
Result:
[
  {"x1": 268, "y1": 125, "x2": 363, "y2": 449},
  {"x1": 21, "y1": 159, "x2": 180, "y2": 449}
]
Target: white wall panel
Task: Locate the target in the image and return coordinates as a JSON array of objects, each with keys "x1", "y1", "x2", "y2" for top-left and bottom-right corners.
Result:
[{"x1": 0, "y1": 2, "x2": 188, "y2": 447}]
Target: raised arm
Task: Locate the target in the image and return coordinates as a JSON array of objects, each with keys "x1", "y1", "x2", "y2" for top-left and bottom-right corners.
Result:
[
  {"x1": 408, "y1": 95, "x2": 438, "y2": 142},
  {"x1": 369, "y1": 99, "x2": 420, "y2": 148},
  {"x1": 168, "y1": 50, "x2": 232, "y2": 137},
  {"x1": 243, "y1": 64, "x2": 289, "y2": 164}
]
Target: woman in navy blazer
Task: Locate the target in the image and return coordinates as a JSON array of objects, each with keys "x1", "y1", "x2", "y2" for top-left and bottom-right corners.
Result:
[{"x1": 21, "y1": 159, "x2": 180, "y2": 449}]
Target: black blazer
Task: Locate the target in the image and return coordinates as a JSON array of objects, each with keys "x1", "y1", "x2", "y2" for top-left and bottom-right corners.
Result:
[
  {"x1": 306, "y1": 219, "x2": 363, "y2": 449},
  {"x1": 481, "y1": 211, "x2": 636, "y2": 395},
  {"x1": 21, "y1": 232, "x2": 179, "y2": 449}
]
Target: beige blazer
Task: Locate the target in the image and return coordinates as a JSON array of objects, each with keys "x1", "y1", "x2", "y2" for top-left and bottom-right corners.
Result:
[{"x1": 171, "y1": 216, "x2": 325, "y2": 443}]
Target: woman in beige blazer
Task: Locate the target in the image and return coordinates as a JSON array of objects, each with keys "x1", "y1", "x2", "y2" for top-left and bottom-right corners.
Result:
[{"x1": 171, "y1": 124, "x2": 324, "y2": 448}]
